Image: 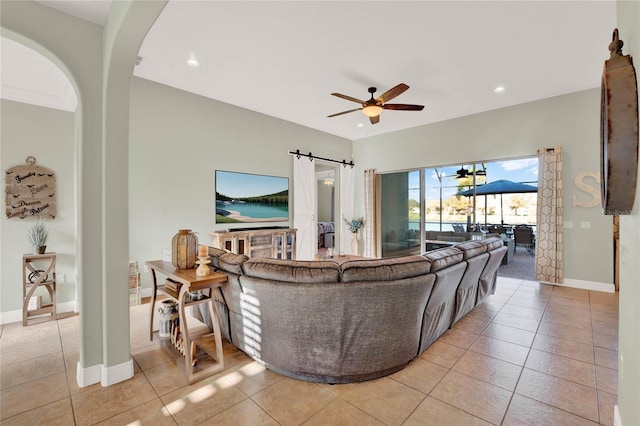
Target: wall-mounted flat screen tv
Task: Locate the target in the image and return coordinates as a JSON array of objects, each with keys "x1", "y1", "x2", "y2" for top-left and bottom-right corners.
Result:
[{"x1": 215, "y1": 170, "x2": 289, "y2": 224}]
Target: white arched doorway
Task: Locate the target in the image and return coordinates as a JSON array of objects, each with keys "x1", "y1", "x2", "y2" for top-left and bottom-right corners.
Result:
[
  {"x1": 1, "y1": 0, "x2": 167, "y2": 387},
  {"x1": 0, "y1": 35, "x2": 79, "y2": 319}
]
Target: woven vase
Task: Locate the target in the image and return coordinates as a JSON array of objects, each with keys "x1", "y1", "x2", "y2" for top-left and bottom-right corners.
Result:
[{"x1": 171, "y1": 229, "x2": 197, "y2": 269}]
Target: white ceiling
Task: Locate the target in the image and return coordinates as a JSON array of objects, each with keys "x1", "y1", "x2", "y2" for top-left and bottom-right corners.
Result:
[{"x1": 3, "y1": 1, "x2": 617, "y2": 141}]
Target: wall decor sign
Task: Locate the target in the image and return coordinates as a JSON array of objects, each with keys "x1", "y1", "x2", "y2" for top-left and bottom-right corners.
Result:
[
  {"x1": 600, "y1": 28, "x2": 639, "y2": 215},
  {"x1": 5, "y1": 156, "x2": 57, "y2": 219}
]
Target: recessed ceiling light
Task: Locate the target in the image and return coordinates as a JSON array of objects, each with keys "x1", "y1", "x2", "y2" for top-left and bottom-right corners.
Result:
[
  {"x1": 357, "y1": 123, "x2": 364, "y2": 128},
  {"x1": 187, "y1": 58, "x2": 200, "y2": 67},
  {"x1": 494, "y1": 86, "x2": 506, "y2": 93}
]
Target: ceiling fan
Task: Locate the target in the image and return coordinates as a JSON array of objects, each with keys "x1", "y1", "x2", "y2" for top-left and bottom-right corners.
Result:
[
  {"x1": 434, "y1": 164, "x2": 488, "y2": 181},
  {"x1": 327, "y1": 83, "x2": 424, "y2": 124},
  {"x1": 455, "y1": 164, "x2": 487, "y2": 179}
]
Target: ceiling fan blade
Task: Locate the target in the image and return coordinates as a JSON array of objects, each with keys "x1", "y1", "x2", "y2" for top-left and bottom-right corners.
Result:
[
  {"x1": 377, "y1": 83, "x2": 409, "y2": 103},
  {"x1": 369, "y1": 115, "x2": 380, "y2": 124},
  {"x1": 383, "y1": 104, "x2": 425, "y2": 111},
  {"x1": 331, "y1": 93, "x2": 366, "y2": 104},
  {"x1": 327, "y1": 108, "x2": 362, "y2": 118}
]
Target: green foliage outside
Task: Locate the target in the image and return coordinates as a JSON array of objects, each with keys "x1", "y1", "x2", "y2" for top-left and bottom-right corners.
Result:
[{"x1": 216, "y1": 190, "x2": 288, "y2": 205}]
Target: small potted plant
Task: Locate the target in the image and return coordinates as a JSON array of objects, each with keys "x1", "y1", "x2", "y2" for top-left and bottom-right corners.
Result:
[
  {"x1": 343, "y1": 217, "x2": 364, "y2": 255},
  {"x1": 343, "y1": 217, "x2": 364, "y2": 234},
  {"x1": 28, "y1": 219, "x2": 49, "y2": 254}
]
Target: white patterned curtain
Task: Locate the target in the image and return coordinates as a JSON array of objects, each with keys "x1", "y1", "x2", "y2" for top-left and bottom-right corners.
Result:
[
  {"x1": 339, "y1": 165, "x2": 355, "y2": 255},
  {"x1": 536, "y1": 146, "x2": 564, "y2": 283},
  {"x1": 363, "y1": 169, "x2": 377, "y2": 258},
  {"x1": 293, "y1": 155, "x2": 316, "y2": 260}
]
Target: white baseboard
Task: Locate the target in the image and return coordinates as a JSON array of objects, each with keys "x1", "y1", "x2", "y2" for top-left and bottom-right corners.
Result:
[
  {"x1": 77, "y1": 357, "x2": 134, "y2": 387},
  {"x1": 614, "y1": 405, "x2": 622, "y2": 426},
  {"x1": 561, "y1": 278, "x2": 615, "y2": 293},
  {"x1": 0, "y1": 300, "x2": 78, "y2": 325},
  {"x1": 76, "y1": 361, "x2": 102, "y2": 387},
  {"x1": 101, "y1": 358, "x2": 134, "y2": 386}
]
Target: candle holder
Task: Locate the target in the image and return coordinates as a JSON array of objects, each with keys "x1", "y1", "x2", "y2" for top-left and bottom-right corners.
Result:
[{"x1": 195, "y1": 256, "x2": 211, "y2": 276}]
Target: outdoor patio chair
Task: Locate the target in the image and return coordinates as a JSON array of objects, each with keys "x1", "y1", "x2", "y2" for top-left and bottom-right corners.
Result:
[{"x1": 514, "y1": 227, "x2": 535, "y2": 255}]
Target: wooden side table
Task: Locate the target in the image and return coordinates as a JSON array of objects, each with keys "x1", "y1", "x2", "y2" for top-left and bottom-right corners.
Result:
[
  {"x1": 146, "y1": 260, "x2": 227, "y2": 384},
  {"x1": 22, "y1": 253, "x2": 57, "y2": 326}
]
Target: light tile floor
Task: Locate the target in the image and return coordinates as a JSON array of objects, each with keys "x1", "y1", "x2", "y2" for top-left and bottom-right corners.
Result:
[{"x1": 0, "y1": 277, "x2": 618, "y2": 425}]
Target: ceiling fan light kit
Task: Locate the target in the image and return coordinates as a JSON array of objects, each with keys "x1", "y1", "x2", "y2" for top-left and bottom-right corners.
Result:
[
  {"x1": 362, "y1": 105, "x2": 383, "y2": 117},
  {"x1": 328, "y1": 83, "x2": 425, "y2": 124}
]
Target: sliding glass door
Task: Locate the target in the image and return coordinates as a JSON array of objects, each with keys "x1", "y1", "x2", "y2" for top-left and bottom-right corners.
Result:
[
  {"x1": 378, "y1": 157, "x2": 538, "y2": 258},
  {"x1": 379, "y1": 170, "x2": 422, "y2": 257}
]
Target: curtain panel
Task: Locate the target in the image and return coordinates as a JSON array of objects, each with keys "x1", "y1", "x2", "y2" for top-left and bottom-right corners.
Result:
[
  {"x1": 536, "y1": 146, "x2": 564, "y2": 283},
  {"x1": 339, "y1": 165, "x2": 355, "y2": 255},
  {"x1": 293, "y1": 155, "x2": 316, "y2": 260},
  {"x1": 363, "y1": 169, "x2": 376, "y2": 258}
]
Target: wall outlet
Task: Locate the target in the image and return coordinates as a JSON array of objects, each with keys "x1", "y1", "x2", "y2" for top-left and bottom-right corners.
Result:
[
  {"x1": 564, "y1": 221, "x2": 573, "y2": 229},
  {"x1": 580, "y1": 221, "x2": 591, "y2": 229}
]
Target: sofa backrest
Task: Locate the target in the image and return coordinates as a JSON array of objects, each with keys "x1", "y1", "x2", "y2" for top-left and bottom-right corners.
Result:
[
  {"x1": 476, "y1": 237, "x2": 508, "y2": 304},
  {"x1": 452, "y1": 240, "x2": 491, "y2": 325},
  {"x1": 424, "y1": 246, "x2": 464, "y2": 272},
  {"x1": 340, "y1": 255, "x2": 431, "y2": 282},
  {"x1": 237, "y1": 272, "x2": 436, "y2": 382},
  {"x1": 207, "y1": 246, "x2": 228, "y2": 269},
  {"x1": 243, "y1": 258, "x2": 341, "y2": 283},
  {"x1": 217, "y1": 252, "x2": 249, "y2": 275},
  {"x1": 455, "y1": 240, "x2": 488, "y2": 258},
  {"x1": 418, "y1": 247, "x2": 467, "y2": 352}
]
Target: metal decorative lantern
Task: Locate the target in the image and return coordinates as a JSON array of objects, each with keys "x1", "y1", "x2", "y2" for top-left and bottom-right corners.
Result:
[{"x1": 171, "y1": 229, "x2": 197, "y2": 269}]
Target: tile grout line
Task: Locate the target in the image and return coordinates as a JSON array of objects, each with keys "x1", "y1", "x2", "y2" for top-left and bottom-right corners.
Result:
[{"x1": 496, "y1": 280, "x2": 535, "y2": 425}]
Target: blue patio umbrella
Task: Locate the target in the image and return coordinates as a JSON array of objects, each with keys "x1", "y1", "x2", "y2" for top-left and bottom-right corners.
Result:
[{"x1": 459, "y1": 179, "x2": 538, "y2": 224}]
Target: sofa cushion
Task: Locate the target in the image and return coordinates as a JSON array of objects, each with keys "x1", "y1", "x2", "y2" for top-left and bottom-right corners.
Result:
[
  {"x1": 423, "y1": 247, "x2": 464, "y2": 273},
  {"x1": 243, "y1": 258, "x2": 341, "y2": 283},
  {"x1": 218, "y1": 252, "x2": 249, "y2": 275},
  {"x1": 455, "y1": 240, "x2": 488, "y2": 259},
  {"x1": 340, "y1": 256, "x2": 431, "y2": 282}
]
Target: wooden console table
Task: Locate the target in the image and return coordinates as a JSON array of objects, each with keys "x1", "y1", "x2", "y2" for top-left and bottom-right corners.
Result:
[
  {"x1": 211, "y1": 228, "x2": 296, "y2": 259},
  {"x1": 146, "y1": 260, "x2": 227, "y2": 384},
  {"x1": 22, "y1": 253, "x2": 57, "y2": 326}
]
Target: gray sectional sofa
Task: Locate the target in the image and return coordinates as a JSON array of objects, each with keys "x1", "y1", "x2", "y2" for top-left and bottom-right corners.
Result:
[{"x1": 203, "y1": 236, "x2": 507, "y2": 384}]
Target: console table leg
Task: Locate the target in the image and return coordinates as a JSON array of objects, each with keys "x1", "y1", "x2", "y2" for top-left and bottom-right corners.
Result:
[{"x1": 149, "y1": 269, "x2": 158, "y2": 341}]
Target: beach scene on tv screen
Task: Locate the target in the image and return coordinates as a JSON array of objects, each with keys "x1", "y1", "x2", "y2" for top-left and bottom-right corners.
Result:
[{"x1": 215, "y1": 171, "x2": 289, "y2": 223}]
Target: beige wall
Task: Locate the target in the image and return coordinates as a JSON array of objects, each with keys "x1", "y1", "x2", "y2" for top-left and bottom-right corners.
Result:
[
  {"x1": 353, "y1": 89, "x2": 614, "y2": 287},
  {"x1": 616, "y1": 1, "x2": 640, "y2": 424},
  {"x1": 0, "y1": 100, "x2": 76, "y2": 316},
  {"x1": 128, "y1": 77, "x2": 351, "y2": 289}
]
